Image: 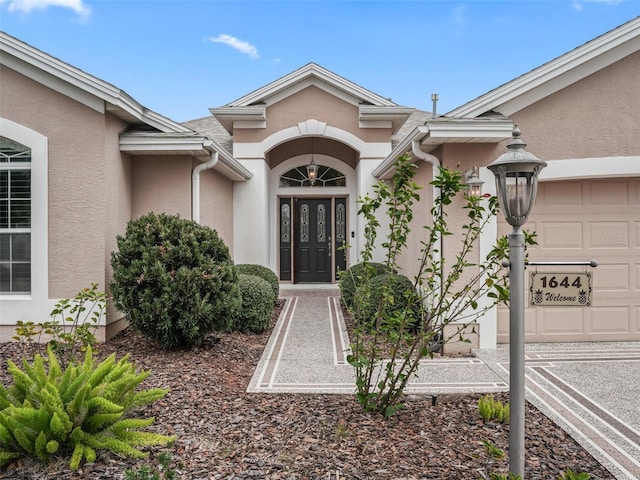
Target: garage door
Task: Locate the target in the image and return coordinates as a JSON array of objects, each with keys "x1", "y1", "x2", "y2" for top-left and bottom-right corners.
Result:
[{"x1": 497, "y1": 177, "x2": 640, "y2": 343}]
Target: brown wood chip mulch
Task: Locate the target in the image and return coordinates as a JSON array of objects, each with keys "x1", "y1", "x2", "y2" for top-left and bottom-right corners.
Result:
[{"x1": 1, "y1": 302, "x2": 615, "y2": 480}]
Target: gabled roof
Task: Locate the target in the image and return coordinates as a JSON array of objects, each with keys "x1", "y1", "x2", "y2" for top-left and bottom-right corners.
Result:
[
  {"x1": 210, "y1": 62, "x2": 414, "y2": 134},
  {"x1": 447, "y1": 16, "x2": 640, "y2": 118},
  {"x1": 0, "y1": 30, "x2": 191, "y2": 134},
  {"x1": 227, "y1": 62, "x2": 398, "y2": 107},
  {"x1": 1, "y1": 31, "x2": 251, "y2": 181}
]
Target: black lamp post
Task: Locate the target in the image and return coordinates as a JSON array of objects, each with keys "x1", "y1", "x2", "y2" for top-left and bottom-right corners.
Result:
[{"x1": 487, "y1": 124, "x2": 546, "y2": 478}]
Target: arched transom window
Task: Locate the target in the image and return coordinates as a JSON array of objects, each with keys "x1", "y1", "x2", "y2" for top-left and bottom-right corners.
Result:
[{"x1": 279, "y1": 165, "x2": 346, "y2": 188}]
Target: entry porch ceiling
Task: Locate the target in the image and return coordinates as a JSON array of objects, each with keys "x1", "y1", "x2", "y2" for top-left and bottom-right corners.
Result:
[{"x1": 267, "y1": 137, "x2": 358, "y2": 169}]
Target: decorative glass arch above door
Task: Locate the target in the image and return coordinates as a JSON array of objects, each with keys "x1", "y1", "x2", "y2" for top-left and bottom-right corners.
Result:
[{"x1": 279, "y1": 165, "x2": 346, "y2": 187}]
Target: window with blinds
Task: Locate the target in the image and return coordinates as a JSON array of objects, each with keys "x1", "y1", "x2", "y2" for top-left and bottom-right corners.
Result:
[{"x1": 0, "y1": 136, "x2": 31, "y2": 294}]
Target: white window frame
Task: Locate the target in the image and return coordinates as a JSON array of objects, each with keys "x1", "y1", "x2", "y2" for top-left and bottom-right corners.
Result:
[{"x1": 0, "y1": 118, "x2": 49, "y2": 324}]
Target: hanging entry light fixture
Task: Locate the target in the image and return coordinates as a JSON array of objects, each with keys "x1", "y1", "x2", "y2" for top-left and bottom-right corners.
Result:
[{"x1": 306, "y1": 137, "x2": 319, "y2": 186}]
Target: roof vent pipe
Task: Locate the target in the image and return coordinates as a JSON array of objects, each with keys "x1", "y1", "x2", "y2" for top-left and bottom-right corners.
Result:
[
  {"x1": 192, "y1": 151, "x2": 219, "y2": 224},
  {"x1": 431, "y1": 93, "x2": 439, "y2": 118}
]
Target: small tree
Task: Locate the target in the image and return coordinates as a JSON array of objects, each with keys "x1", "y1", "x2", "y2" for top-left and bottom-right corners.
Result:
[
  {"x1": 110, "y1": 213, "x2": 240, "y2": 350},
  {"x1": 347, "y1": 154, "x2": 521, "y2": 417}
]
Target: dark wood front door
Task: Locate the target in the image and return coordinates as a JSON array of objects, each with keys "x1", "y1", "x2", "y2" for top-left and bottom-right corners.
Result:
[{"x1": 295, "y1": 198, "x2": 331, "y2": 283}]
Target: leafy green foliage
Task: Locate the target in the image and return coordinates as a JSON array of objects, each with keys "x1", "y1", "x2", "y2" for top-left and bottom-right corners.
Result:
[
  {"x1": 233, "y1": 274, "x2": 275, "y2": 333},
  {"x1": 482, "y1": 440, "x2": 506, "y2": 461},
  {"x1": 235, "y1": 264, "x2": 279, "y2": 302},
  {"x1": 0, "y1": 346, "x2": 174, "y2": 470},
  {"x1": 354, "y1": 273, "x2": 421, "y2": 331},
  {"x1": 558, "y1": 468, "x2": 591, "y2": 480},
  {"x1": 12, "y1": 284, "x2": 105, "y2": 365},
  {"x1": 346, "y1": 154, "x2": 530, "y2": 417},
  {"x1": 478, "y1": 436, "x2": 589, "y2": 480},
  {"x1": 124, "y1": 452, "x2": 182, "y2": 480},
  {"x1": 338, "y1": 262, "x2": 392, "y2": 309},
  {"x1": 110, "y1": 213, "x2": 241, "y2": 349},
  {"x1": 478, "y1": 394, "x2": 510, "y2": 424},
  {"x1": 488, "y1": 473, "x2": 522, "y2": 480}
]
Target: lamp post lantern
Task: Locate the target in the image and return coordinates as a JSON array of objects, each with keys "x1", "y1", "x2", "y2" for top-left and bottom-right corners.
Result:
[{"x1": 487, "y1": 125, "x2": 546, "y2": 478}]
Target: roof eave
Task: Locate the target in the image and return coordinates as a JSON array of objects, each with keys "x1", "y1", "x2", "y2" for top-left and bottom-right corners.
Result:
[
  {"x1": 359, "y1": 105, "x2": 416, "y2": 133},
  {"x1": 447, "y1": 16, "x2": 640, "y2": 118},
  {"x1": 0, "y1": 31, "x2": 191, "y2": 134},
  {"x1": 373, "y1": 119, "x2": 514, "y2": 178},
  {"x1": 208, "y1": 105, "x2": 267, "y2": 133},
  {"x1": 119, "y1": 133, "x2": 252, "y2": 181}
]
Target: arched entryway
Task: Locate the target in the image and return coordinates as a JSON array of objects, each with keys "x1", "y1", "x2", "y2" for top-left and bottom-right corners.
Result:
[
  {"x1": 271, "y1": 150, "x2": 356, "y2": 284},
  {"x1": 252, "y1": 121, "x2": 390, "y2": 284}
]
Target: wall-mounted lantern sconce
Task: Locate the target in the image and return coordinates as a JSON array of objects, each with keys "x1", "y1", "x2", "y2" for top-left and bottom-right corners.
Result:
[{"x1": 463, "y1": 167, "x2": 484, "y2": 198}]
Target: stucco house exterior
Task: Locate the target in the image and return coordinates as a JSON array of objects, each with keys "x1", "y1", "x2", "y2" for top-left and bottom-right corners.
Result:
[{"x1": 1, "y1": 17, "x2": 639, "y2": 348}]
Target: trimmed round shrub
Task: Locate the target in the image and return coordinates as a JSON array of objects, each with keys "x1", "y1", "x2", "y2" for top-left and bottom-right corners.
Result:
[
  {"x1": 234, "y1": 274, "x2": 274, "y2": 333},
  {"x1": 110, "y1": 212, "x2": 241, "y2": 350},
  {"x1": 355, "y1": 273, "x2": 422, "y2": 330},
  {"x1": 338, "y1": 262, "x2": 392, "y2": 308},
  {"x1": 235, "y1": 264, "x2": 279, "y2": 301}
]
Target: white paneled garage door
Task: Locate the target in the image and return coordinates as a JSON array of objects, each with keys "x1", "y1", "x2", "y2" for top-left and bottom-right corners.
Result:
[{"x1": 497, "y1": 177, "x2": 640, "y2": 343}]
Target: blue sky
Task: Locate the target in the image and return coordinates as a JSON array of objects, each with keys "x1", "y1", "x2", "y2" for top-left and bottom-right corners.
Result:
[{"x1": 1, "y1": 0, "x2": 638, "y2": 122}]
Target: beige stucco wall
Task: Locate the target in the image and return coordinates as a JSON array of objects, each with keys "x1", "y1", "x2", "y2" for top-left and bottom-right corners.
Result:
[
  {"x1": 510, "y1": 50, "x2": 640, "y2": 159},
  {"x1": 104, "y1": 116, "x2": 132, "y2": 338},
  {"x1": 199, "y1": 166, "x2": 234, "y2": 255},
  {"x1": 233, "y1": 85, "x2": 392, "y2": 145},
  {"x1": 441, "y1": 144, "x2": 501, "y2": 286},
  {"x1": 131, "y1": 156, "x2": 192, "y2": 219},
  {"x1": 396, "y1": 159, "x2": 433, "y2": 279},
  {"x1": 1, "y1": 66, "x2": 109, "y2": 298}
]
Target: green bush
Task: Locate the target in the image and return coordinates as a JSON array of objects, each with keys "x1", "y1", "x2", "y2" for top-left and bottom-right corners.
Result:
[
  {"x1": 235, "y1": 264, "x2": 279, "y2": 301},
  {"x1": 234, "y1": 274, "x2": 274, "y2": 333},
  {"x1": 355, "y1": 273, "x2": 421, "y2": 330},
  {"x1": 338, "y1": 262, "x2": 392, "y2": 309},
  {"x1": 110, "y1": 213, "x2": 241, "y2": 350},
  {"x1": 0, "y1": 346, "x2": 174, "y2": 470}
]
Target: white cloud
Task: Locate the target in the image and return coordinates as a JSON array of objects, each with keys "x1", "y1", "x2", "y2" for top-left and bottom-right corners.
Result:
[
  {"x1": 0, "y1": 0, "x2": 90, "y2": 16},
  {"x1": 451, "y1": 5, "x2": 467, "y2": 25},
  {"x1": 209, "y1": 34, "x2": 259, "y2": 59},
  {"x1": 572, "y1": 0, "x2": 624, "y2": 10}
]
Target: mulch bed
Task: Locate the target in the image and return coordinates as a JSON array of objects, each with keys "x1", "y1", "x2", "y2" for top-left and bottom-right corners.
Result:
[{"x1": 1, "y1": 301, "x2": 614, "y2": 479}]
